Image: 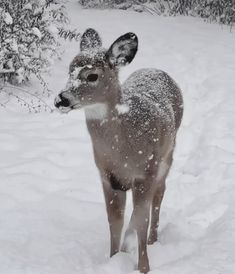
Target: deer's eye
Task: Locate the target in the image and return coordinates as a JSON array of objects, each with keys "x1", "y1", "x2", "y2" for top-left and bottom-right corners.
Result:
[{"x1": 87, "y1": 74, "x2": 98, "y2": 82}]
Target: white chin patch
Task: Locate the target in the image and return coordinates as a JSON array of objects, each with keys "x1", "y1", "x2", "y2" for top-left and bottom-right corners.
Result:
[
  {"x1": 84, "y1": 103, "x2": 108, "y2": 120},
  {"x1": 57, "y1": 107, "x2": 71, "y2": 114}
]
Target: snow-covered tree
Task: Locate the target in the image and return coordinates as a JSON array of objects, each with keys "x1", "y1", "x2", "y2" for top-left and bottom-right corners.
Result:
[{"x1": 0, "y1": 0, "x2": 70, "y2": 84}]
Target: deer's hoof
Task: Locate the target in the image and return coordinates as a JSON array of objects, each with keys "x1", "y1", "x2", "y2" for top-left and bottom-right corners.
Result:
[{"x1": 138, "y1": 263, "x2": 150, "y2": 274}]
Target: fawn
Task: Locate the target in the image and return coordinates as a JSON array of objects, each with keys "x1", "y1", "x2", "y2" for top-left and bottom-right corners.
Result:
[{"x1": 55, "y1": 28, "x2": 183, "y2": 273}]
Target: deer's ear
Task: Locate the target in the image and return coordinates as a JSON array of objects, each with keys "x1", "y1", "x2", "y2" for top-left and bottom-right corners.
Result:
[
  {"x1": 80, "y1": 28, "x2": 102, "y2": 52},
  {"x1": 106, "y1": 32, "x2": 138, "y2": 67}
]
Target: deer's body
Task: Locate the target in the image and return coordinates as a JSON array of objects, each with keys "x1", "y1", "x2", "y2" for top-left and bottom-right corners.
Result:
[
  {"x1": 55, "y1": 29, "x2": 183, "y2": 273},
  {"x1": 87, "y1": 68, "x2": 182, "y2": 189}
]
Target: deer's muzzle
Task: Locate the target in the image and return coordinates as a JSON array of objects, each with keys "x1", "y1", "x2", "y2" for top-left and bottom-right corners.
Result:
[{"x1": 54, "y1": 93, "x2": 70, "y2": 108}]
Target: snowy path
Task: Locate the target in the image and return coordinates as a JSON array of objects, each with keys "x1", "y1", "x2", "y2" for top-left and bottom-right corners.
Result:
[{"x1": 0, "y1": 1, "x2": 235, "y2": 273}]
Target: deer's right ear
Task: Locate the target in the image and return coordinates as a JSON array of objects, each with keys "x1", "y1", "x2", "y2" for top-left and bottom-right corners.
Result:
[
  {"x1": 80, "y1": 28, "x2": 102, "y2": 52},
  {"x1": 106, "y1": 32, "x2": 138, "y2": 68}
]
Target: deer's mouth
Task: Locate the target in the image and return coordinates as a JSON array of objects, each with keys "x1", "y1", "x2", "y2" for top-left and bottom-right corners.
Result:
[
  {"x1": 54, "y1": 93, "x2": 82, "y2": 113},
  {"x1": 55, "y1": 103, "x2": 82, "y2": 114},
  {"x1": 71, "y1": 102, "x2": 82, "y2": 110}
]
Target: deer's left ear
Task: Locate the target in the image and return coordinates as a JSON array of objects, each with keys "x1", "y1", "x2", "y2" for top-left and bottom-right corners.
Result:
[
  {"x1": 106, "y1": 32, "x2": 138, "y2": 67},
  {"x1": 80, "y1": 28, "x2": 102, "y2": 52}
]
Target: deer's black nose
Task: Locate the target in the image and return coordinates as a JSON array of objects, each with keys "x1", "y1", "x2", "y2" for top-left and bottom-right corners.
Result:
[{"x1": 54, "y1": 94, "x2": 70, "y2": 108}]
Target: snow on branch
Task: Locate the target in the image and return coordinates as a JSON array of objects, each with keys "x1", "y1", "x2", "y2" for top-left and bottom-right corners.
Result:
[
  {"x1": 0, "y1": 83, "x2": 54, "y2": 113},
  {"x1": 0, "y1": 0, "x2": 74, "y2": 85}
]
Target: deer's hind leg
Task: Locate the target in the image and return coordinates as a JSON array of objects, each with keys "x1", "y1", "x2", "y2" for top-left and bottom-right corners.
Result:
[
  {"x1": 148, "y1": 183, "x2": 165, "y2": 245},
  {"x1": 148, "y1": 152, "x2": 173, "y2": 245}
]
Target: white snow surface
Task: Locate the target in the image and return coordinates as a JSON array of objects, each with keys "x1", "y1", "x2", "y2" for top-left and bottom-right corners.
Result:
[{"x1": 0, "y1": 1, "x2": 235, "y2": 273}]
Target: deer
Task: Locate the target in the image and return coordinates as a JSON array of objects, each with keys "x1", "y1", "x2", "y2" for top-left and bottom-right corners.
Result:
[{"x1": 54, "y1": 28, "x2": 183, "y2": 273}]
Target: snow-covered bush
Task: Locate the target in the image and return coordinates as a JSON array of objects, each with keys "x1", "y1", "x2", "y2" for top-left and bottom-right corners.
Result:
[
  {"x1": 78, "y1": 0, "x2": 147, "y2": 10},
  {"x1": 163, "y1": 0, "x2": 235, "y2": 26},
  {"x1": 78, "y1": 0, "x2": 235, "y2": 26},
  {"x1": 193, "y1": 0, "x2": 235, "y2": 26},
  {"x1": 0, "y1": 0, "x2": 71, "y2": 84}
]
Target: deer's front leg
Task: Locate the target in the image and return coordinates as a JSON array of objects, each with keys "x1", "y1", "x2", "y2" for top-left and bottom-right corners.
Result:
[
  {"x1": 132, "y1": 180, "x2": 152, "y2": 273},
  {"x1": 102, "y1": 174, "x2": 126, "y2": 257}
]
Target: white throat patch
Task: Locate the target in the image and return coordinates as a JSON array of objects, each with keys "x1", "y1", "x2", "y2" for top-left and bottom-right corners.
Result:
[{"x1": 84, "y1": 103, "x2": 108, "y2": 120}]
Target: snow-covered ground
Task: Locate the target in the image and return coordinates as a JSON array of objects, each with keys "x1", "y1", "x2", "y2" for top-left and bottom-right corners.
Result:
[{"x1": 0, "y1": 1, "x2": 235, "y2": 273}]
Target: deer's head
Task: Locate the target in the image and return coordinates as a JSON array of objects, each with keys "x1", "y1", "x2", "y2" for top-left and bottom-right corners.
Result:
[{"x1": 54, "y1": 28, "x2": 138, "y2": 113}]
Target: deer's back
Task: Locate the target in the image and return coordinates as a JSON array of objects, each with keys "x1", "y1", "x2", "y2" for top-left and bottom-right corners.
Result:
[{"x1": 122, "y1": 68, "x2": 183, "y2": 133}]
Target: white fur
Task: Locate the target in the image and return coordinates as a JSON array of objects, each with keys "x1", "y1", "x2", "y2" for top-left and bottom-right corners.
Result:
[
  {"x1": 157, "y1": 161, "x2": 169, "y2": 181},
  {"x1": 84, "y1": 103, "x2": 108, "y2": 120},
  {"x1": 115, "y1": 103, "x2": 130, "y2": 115},
  {"x1": 156, "y1": 144, "x2": 173, "y2": 181}
]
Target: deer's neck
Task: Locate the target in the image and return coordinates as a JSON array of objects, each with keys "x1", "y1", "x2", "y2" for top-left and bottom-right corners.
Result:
[{"x1": 84, "y1": 84, "x2": 122, "y2": 122}]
